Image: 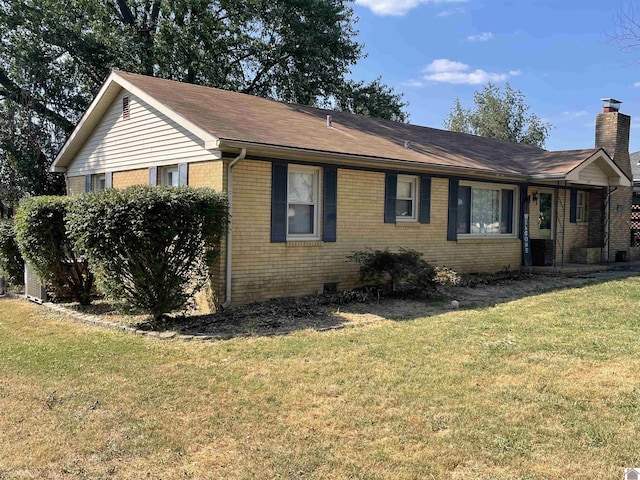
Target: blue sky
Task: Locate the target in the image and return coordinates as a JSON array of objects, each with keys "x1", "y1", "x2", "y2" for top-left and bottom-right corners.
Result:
[{"x1": 349, "y1": 0, "x2": 640, "y2": 153}]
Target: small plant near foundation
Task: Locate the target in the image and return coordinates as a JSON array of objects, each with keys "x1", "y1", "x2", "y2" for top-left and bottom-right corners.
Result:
[{"x1": 347, "y1": 248, "x2": 459, "y2": 297}]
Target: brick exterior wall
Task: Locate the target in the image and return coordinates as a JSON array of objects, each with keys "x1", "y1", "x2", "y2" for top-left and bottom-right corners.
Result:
[
  {"x1": 66, "y1": 176, "x2": 85, "y2": 196},
  {"x1": 595, "y1": 111, "x2": 633, "y2": 261},
  {"x1": 112, "y1": 169, "x2": 149, "y2": 188},
  {"x1": 188, "y1": 160, "x2": 224, "y2": 190},
  {"x1": 225, "y1": 160, "x2": 522, "y2": 306}
]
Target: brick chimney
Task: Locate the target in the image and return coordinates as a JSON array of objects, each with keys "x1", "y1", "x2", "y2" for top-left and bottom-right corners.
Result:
[{"x1": 595, "y1": 98, "x2": 632, "y2": 179}]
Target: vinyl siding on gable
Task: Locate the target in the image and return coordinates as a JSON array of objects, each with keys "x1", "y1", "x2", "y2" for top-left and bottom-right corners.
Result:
[
  {"x1": 66, "y1": 91, "x2": 221, "y2": 176},
  {"x1": 577, "y1": 162, "x2": 609, "y2": 186}
]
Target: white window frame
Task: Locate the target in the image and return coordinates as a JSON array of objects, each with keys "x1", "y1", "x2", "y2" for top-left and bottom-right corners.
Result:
[
  {"x1": 576, "y1": 190, "x2": 587, "y2": 222},
  {"x1": 458, "y1": 181, "x2": 518, "y2": 238},
  {"x1": 396, "y1": 175, "x2": 418, "y2": 222},
  {"x1": 159, "y1": 165, "x2": 179, "y2": 186},
  {"x1": 91, "y1": 173, "x2": 106, "y2": 191},
  {"x1": 286, "y1": 165, "x2": 321, "y2": 240}
]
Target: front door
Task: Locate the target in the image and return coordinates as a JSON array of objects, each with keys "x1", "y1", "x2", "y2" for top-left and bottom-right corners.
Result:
[{"x1": 538, "y1": 190, "x2": 554, "y2": 240}]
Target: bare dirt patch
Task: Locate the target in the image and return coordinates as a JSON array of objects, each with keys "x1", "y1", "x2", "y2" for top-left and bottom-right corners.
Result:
[
  {"x1": 59, "y1": 271, "x2": 637, "y2": 339},
  {"x1": 149, "y1": 273, "x2": 613, "y2": 337}
]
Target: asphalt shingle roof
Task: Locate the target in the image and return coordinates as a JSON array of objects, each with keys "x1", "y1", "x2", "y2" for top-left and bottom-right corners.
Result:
[{"x1": 116, "y1": 72, "x2": 600, "y2": 178}]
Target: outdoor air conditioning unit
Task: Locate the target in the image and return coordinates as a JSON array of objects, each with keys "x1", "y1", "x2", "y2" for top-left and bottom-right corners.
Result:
[{"x1": 24, "y1": 263, "x2": 47, "y2": 304}]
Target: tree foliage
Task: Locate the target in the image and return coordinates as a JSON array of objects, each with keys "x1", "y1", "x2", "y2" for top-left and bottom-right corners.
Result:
[
  {"x1": 443, "y1": 82, "x2": 552, "y2": 148},
  {"x1": 0, "y1": 0, "x2": 408, "y2": 209},
  {"x1": 0, "y1": 220, "x2": 24, "y2": 286},
  {"x1": 14, "y1": 196, "x2": 93, "y2": 303},
  {"x1": 66, "y1": 186, "x2": 228, "y2": 319},
  {"x1": 335, "y1": 78, "x2": 409, "y2": 123}
]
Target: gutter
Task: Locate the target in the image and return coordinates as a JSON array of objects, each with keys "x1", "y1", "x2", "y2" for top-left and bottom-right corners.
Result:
[
  {"x1": 218, "y1": 139, "x2": 526, "y2": 182},
  {"x1": 220, "y1": 148, "x2": 247, "y2": 309}
]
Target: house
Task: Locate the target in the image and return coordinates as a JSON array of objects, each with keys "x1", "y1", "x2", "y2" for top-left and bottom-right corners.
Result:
[{"x1": 51, "y1": 71, "x2": 634, "y2": 306}]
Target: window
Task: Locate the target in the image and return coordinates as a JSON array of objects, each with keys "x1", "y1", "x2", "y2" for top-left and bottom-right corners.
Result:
[
  {"x1": 576, "y1": 191, "x2": 587, "y2": 222},
  {"x1": 396, "y1": 175, "x2": 418, "y2": 221},
  {"x1": 159, "y1": 165, "x2": 179, "y2": 186},
  {"x1": 91, "y1": 173, "x2": 106, "y2": 191},
  {"x1": 287, "y1": 166, "x2": 320, "y2": 238},
  {"x1": 457, "y1": 183, "x2": 515, "y2": 235}
]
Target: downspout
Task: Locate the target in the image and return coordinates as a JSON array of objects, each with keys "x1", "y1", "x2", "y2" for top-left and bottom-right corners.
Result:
[{"x1": 221, "y1": 148, "x2": 247, "y2": 309}]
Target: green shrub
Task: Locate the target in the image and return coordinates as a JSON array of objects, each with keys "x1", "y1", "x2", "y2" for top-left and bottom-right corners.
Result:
[
  {"x1": 14, "y1": 196, "x2": 93, "y2": 304},
  {"x1": 66, "y1": 185, "x2": 228, "y2": 319},
  {"x1": 347, "y1": 248, "x2": 458, "y2": 297},
  {"x1": 0, "y1": 220, "x2": 24, "y2": 286}
]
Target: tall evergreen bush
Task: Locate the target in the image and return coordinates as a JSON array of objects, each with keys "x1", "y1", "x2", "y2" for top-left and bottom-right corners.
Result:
[
  {"x1": 0, "y1": 220, "x2": 24, "y2": 286},
  {"x1": 67, "y1": 185, "x2": 228, "y2": 319},
  {"x1": 15, "y1": 196, "x2": 93, "y2": 303}
]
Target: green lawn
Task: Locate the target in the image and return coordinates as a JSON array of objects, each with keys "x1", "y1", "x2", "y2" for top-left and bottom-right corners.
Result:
[{"x1": 2, "y1": 278, "x2": 640, "y2": 479}]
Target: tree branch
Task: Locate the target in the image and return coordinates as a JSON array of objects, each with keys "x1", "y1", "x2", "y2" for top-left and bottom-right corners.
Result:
[
  {"x1": 0, "y1": 69, "x2": 73, "y2": 132},
  {"x1": 115, "y1": 0, "x2": 136, "y2": 26}
]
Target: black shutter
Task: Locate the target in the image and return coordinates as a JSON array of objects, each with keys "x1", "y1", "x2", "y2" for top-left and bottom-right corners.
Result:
[
  {"x1": 323, "y1": 167, "x2": 337, "y2": 242},
  {"x1": 501, "y1": 189, "x2": 514, "y2": 234},
  {"x1": 384, "y1": 172, "x2": 397, "y2": 223},
  {"x1": 105, "y1": 172, "x2": 113, "y2": 189},
  {"x1": 84, "y1": 175, "x2": 91, "y2": 193},
  {"x1": 419, "y1": 175, "x2": 431, "y2": 224},
  {"x1": 447, "y1": 178, "x2": 459, "y2": 241},
  {"x1": 569, "y1": 188, "x2": 577, "y2": 223},
  {"x1": 178, "y1": 163, "x2": 188, "y2": 186},
  {"x1": 148, "y1": 166, "x2": 158, "y2": 185},
  {"x1": 271, "y1": 162, "x2": 287, "y2": 243}
]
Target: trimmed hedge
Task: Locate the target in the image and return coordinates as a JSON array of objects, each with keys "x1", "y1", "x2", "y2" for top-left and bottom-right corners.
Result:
[
  {"x1": 67, "y1": 185, "x2": 228, "y2": 319},
  {"x1": 15, "y1": 196, "x2": 93, "y2": 304},
  {"x1": 0, "y1": 220, "x2": 24, "y2": 286}
]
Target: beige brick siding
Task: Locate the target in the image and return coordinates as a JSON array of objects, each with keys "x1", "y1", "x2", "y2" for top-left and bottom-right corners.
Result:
[
  {"x1": 226, "y1": 160, "x2": 522, "y2": 306},
  {"x1": 595, "y1": 111, "x2": 633, "y2": 261},
  {"x1": 112, "y1": 169, "x2": 148, "y2": 188},
  {"x1": 67, "y1": 176, "x2": 85, "y2": 196},
  {"x1": 526, "y1": 186, "x2": 591, "y2": 264},
  {"x1": 608, "y1": 187, "x2": 633, "y2": 260},
  {"x1": 188, "y1": 160, "x2": 224, "y2": 190}
]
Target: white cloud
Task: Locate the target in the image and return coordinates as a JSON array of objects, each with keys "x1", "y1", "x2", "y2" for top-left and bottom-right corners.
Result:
[
  {"x1": 420, "y1": 58, "x2": 520, "y2": 85},
  {"x1": 355, "y1": 0, "x2": 467, "y2": 17},
  {"x1": 467, "y1": 32, "x2": 493, "y2": 42},
  {"x1": 562, "y1": 110, "x2": 588, "y2": 118},
  {"x1": 403, "y1": 79, "x2": 425, "y2": 87},
  {"x1": 438, "y1": 7, "x2": 466, "y2": 16},
  {"x1": 634, "y1": 81, "x2": 640, "y2": 88}
]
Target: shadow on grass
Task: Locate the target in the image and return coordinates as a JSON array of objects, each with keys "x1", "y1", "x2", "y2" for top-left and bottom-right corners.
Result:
[{"x1": 139, "y1": 271, "x2": 640, "y2": 340}]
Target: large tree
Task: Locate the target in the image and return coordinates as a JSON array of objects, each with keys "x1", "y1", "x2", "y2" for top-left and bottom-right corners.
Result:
[
  {"x1": 0, "y1": 0, "x2": 408, "y2": 207},
  {"x1": 443, "y1": 82, "x2": 551, "y2": 148}
]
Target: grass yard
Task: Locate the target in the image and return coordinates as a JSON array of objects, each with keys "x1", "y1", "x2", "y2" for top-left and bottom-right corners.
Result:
[{"x1": 2, "y1": 277, "x2": 640, "y2": 479}]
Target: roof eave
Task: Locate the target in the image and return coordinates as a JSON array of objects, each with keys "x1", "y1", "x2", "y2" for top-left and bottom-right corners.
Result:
[
  {"x1": 565, "y1": 148, "x2": 632, "y2": 187},
  {"x1": 51, "y1": 70, "x2": 222, "y2": 173},
  {"x1": 51, "y1": 71, "x2": 123, "y2": 172},
  {"x1": 217, "y1": 139, "x2": 527, "y2": 181}
]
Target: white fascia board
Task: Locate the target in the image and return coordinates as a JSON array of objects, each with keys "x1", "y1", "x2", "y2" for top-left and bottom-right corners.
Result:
[
  {"x1": 112, "y1": 73, "x2": 220, "y2": 150},
  {"x1": 51, "y1": 70, "x2": 222, "y2": 172},
  {"x1": 51, "y1": 72, "x2": 122, "y2": 172},
  {"x1": 565, "y1": 148, "x2": 631, "y2": 187}
]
